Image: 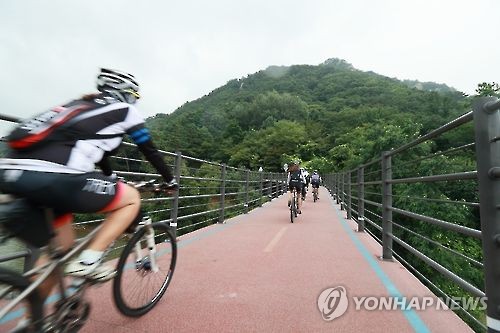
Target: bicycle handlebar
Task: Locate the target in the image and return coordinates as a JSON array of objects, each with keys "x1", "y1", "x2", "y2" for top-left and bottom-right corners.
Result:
[{"x1": 124, "y1": 179, "x2": 178, "y2": 193}]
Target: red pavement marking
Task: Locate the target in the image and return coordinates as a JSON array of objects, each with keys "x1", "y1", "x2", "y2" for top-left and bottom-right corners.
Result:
[{"x1": 1, "y1": 187, "x2": 473, "y2": 332}]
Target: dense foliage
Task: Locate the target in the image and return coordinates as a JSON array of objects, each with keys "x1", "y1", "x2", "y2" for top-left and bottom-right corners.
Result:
[
  {"x1": 146, "y1": 58, "x2": 469, "y2": 173},
  {"x1": 144, "y1": 59, "x2": 499, "y2": 331}
]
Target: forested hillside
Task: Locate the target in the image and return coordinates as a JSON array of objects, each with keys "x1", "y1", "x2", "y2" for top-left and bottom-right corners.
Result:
[{"x1": 146, "y1": 58, "x2": 470, "y2": 172}]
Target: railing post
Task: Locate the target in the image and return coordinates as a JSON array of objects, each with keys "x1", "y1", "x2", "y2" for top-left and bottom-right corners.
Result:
[
  {"x1": 335, "y1": 173, "x2": 340, "y2": 204},
  {"x1": 245, "y1": 169, "x2": 250, "y2": 213},
  {"x1": 347, "y1": 171, "x2": 352, "y2": 219},
  {"x1": 259, "y1": 170, "x2": 264, "y2": 207},
  {"x1": 381, "y1": 151, "x2": 393, "y2": 260},
  {"x1": 357, "y1": 167, "x2": 365, "y2": 232},
  {"x1": 284, "y1": 172, "x2": 287, "y2": 196},
  {"x1": 219, "y1": 163, "x2": 226, "y2": 223},
  {"x1": 267, "y1": 172, "x2": 272, "y2": 198},
  {"x1": 340, "y1": 173, "x2": 345, "y2": 210},
  {"x1": 472, "y1": 97, "x2": 500, "y2": 333},
  {"x1": 169, "y1": 151, "x2": 182, "y2": 238}
]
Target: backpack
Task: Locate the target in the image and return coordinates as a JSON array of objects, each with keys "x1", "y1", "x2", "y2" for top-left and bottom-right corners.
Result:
[
  {"x1": 311, "y1": 174, "x2": 320, "y2": 182},
  {"x1": 7, "y1": 104, "x2": 122, "y2": 151},
  {"x1": 289, "y1": 170, "x2": 302, "y2": 184}
]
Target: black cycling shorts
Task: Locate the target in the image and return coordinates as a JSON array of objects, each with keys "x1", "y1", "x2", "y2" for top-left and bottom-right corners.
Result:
[
  {"x1": 0, "y1": 170, "x2": 124, "y2": 228},
  {"x1": 311, "y1": 180, "x2": 320, "y2": 188},
  {"x1": 288, "y1": 180, "x2": 302, "y2": 192}
]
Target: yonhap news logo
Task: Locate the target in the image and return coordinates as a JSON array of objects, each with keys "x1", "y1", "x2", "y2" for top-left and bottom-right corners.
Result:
[
  {"x1": 317, "y1": 285, "x2": 487, "y2": 321},
  {"x1": 317, "y1": 286, "x2": 349, "y2": 321}
]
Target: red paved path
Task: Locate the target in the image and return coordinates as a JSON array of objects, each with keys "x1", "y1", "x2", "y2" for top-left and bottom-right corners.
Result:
[{"x1": 76, "y1": 188, "x2": 470, "y2": 332}]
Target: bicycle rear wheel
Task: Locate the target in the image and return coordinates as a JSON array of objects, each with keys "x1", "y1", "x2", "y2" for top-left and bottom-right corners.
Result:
[
  {"x1": 0, "y1": 267, "x2": 44, "y2": 332},
  {"x1": 113, "y1": 222, "x2": 177, "y2": 317}
]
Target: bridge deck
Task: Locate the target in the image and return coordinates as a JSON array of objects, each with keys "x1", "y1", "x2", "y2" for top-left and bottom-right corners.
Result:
[{"x1": 6, "y1": 187, "x2": 473, "y2": 332}]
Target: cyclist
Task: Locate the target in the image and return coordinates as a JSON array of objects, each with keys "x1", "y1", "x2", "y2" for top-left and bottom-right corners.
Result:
[
  {"x1": 310, "y1": 170, "x2": 322, "y2": 199},
  {"x1": 301, "y1": 168, "x2": 309, "y2": 201},
  {"x1": 0, "y1": 68, "x2": 178, "y2": 307},
  {"x1": 287, "y1": 161, "x2": 305, "y2": 214}
]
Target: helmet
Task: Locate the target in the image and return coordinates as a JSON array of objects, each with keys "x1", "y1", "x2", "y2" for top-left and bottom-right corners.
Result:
[
  {"x1": 97, "y1": 68, "x2": 140, "y2": 104},
  {"x1": 313, "y1": 170, "x2": 318, "y2": 173}
]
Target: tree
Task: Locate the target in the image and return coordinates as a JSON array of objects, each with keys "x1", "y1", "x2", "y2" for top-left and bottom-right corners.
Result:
[{"x1": 475, "y1": 82, "x2": 500, "y2": 97}]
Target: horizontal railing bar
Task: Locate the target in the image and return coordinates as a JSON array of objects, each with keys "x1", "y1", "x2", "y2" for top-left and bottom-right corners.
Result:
[
  {"x1": 391, "y1": 251, "x2": 487, "y2": 330},
  {"x1": 389, "y1": 171, "x2": 477, "y2": 184},
  {"x1": 390, "y1": 206, "x2": 481, "y2": 239},
  {"x1": 391, "y1": 234, "x2": 484, "y2": 298},
  {"x1": 387, "y1": 111, "x2": 473, "y2": 156},
  {"x1": 392, "y1": 221, "x2": 483, "y2": 268}
]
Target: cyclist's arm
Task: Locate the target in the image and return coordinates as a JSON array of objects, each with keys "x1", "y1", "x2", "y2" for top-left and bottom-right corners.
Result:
[{"x1": 127, "y1": 126, "x2": 174, "y2": 182}]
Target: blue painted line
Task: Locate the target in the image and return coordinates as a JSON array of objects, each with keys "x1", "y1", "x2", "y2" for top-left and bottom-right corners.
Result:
[{"x1": 329, "y1": 195, "x2": 430, "y2": 333}]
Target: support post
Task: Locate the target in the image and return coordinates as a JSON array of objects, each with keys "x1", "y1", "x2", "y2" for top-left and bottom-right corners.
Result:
[
  {"x1": 472, "y1": 97, "x2": 500, "y2": 333},
  {"x1": 219, "y1": 163, "x2": 226, "y2": 223},
  {"x1": 381, "y1": 151, "x2": 393, "y2": 260},
  {"x1": 347, "y1": 171, "x2": 352, "y2": 219},
  {"x1": 245, "y1": 169, "x2": 250, "y2": 213},
  {"x1": 357, "y1": 167, "x2": 365, "y2": 232},
  {"x1": 169, "y1": 151, "x2": 182, "y2": 238}
]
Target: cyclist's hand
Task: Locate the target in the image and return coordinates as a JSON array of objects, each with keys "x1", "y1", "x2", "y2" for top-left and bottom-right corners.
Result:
[{"x1": 157, "y1": 179, "x2": 179, "y2": 194}]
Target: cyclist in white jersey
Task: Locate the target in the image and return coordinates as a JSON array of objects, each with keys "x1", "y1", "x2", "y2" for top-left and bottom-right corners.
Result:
[{"x1": 0, "y1": 69, "x2": 178, "y2": 308}]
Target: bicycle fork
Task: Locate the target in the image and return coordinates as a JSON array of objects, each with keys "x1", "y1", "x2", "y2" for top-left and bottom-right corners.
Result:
[{"x1": 134, "y1": 217, "x2": 159, "y2": 273}]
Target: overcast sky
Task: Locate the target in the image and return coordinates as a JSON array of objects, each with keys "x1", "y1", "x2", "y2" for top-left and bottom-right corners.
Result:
[{"x1": 1, "y1": 0, "x2": 498, "y2": 135}]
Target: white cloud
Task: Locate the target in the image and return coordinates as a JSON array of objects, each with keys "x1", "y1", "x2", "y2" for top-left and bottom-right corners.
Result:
[{"x1": 0, "y1": 0, "x2": 498, "y2": 135}]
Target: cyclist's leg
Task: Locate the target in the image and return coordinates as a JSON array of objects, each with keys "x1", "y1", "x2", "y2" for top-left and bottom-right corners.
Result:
[
  {"x1": 36, "y1": 216, "x2": 75, "y2": 299},
  {"x1": 0, "y1": 170, "x2": 140, "y2": 279},
  {"x1": 87, "y1": 183, "x2": 140, "y2": 251},
  {"x1": 297, "y1": 184, "x2": 303, "y2": 213},
  {"x1": 64, "y1": 182, "x2": 140, "y2": 280}
]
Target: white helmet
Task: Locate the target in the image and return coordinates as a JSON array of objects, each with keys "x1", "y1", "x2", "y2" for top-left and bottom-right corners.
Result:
[{"x1": 97, "y1": 68, "x2": 140, "y2": 104}]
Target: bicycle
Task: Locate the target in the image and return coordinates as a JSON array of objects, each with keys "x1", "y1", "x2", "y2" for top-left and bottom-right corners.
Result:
[
  {"x1": 289, "y1": 187, "x2": 299, "y2": 223},
  {"x1": 0, "y1": 180, "x2": 177, "y2": 332},
  {"x1": 313, "y1": 187, "x2": 318, "y2": 202}
]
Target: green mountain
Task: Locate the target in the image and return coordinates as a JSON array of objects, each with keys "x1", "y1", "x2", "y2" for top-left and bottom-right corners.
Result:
[{"x1": 146, "y1": 58, "x2": 469, "y2": 172}]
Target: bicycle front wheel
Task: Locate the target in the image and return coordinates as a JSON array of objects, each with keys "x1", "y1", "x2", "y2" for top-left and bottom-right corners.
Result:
[{"x1": 113, "y1": 222, "x2": 177, "y2": 317}]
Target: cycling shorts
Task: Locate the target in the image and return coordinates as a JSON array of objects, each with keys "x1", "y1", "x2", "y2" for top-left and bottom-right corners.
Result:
[
  {"x1": 0, "y1": 169, "x2": 124, "y2": 228},
  {"x1": 311, "y1": 180, "x2": 320, "y2": 188},
  {"x1": 288, "y1": 180, "x2": 302, "y2": 192}
]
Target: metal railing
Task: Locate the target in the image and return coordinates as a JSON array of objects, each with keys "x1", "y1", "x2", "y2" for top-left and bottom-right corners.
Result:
[
  {"x1": 0, "y1": 114, "x2": 286, "y2": 269},
  {"x1": 324, "y1": 97, "x2": 500, "y2": 332}
]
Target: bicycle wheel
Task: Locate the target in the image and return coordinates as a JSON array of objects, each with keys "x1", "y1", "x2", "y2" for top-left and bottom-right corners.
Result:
[
  {"x1": 113, "y1": 222, "x2": 177, "y2": 317},
  {"x1": 290, "y1": 202, "x2": 294, "y2": 223},
  {"x1": 0, "y1": 267, "x2": 44, "y2": 332}
]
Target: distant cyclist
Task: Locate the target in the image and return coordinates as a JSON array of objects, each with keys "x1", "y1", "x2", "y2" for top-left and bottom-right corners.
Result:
[
  {"x1": 301, "y1": 168, "x2": 309, "y2": 200},
  {"x1": 310, "y1": 170, "x2": 322, "y2": 200},
  {"x1": 287, "y1": 161, "x2": 306, "y2": 214},
  {"x1": 0, "y1": 68, "x2": 178, "y2": 322}
]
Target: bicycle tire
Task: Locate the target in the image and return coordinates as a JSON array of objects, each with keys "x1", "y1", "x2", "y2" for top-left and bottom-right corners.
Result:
[
  {"x1": 113, "y1": 222, "x2": 177, "y2": 317},
  {"x1": 0, "y1": 267, "x2": 44, "y2": 332}
]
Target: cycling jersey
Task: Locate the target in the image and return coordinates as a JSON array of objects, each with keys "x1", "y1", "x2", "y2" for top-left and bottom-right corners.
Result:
[{"x1": 0, "y1": 93, "x2": 172, "y2": 181}]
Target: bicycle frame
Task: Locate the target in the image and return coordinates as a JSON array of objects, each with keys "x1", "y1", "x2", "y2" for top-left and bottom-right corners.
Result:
[
  {"x1": 0, "y1": 180, "x2": 175, "y2": 328},
  {"x1": 0, "y1": 221, "x2": 104, "y2": 321}
]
